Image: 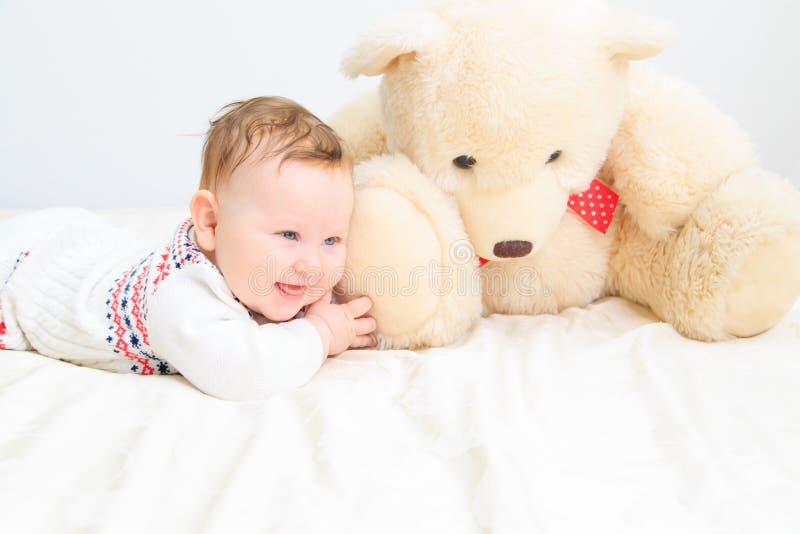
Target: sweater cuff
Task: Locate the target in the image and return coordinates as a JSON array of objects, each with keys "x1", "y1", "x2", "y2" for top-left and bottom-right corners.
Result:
[{"x1": 278, "y1": 318, "x2": 326, "y2": 378}]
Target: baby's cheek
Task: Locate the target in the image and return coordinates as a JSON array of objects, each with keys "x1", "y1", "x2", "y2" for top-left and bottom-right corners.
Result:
[
  {"x1": 242, "y1": 259, "x2": 276, "y2": 299},
  {"x1": 326, "y1": 254, "x2": 348, "y2": 289}
]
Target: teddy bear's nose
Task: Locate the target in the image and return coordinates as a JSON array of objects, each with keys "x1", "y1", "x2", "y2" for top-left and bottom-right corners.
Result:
[{"x1": 493, "y1": 240, "x2": 533, "y2": 258}]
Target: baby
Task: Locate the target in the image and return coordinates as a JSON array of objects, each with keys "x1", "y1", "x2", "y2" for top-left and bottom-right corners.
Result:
[{"x1": 0, "y1": 96, "x2": 376, "y2": 401}]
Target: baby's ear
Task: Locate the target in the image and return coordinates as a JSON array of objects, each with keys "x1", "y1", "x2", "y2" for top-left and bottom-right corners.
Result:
[
  {"x1": 340, "y1": 8, "x2": 448, "y2": 79},
  {"x1": 189, "y1": 190, "x2": 219, "y2": 252},
  {"x1": 599, "y1": 9, "x2": 679, "y2": 62}
]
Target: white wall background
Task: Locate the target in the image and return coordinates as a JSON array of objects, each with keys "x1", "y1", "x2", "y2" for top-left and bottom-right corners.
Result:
[{"x1": 1, "y1": 0, "x2": 798, "y2": 209}]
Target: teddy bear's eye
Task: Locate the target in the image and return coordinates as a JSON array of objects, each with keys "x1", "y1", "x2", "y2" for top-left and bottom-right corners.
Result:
[
  {"x1": 546, "y1": 150, "x2": 562, "y2": 164},
  {"x1": 453, "y1": 155, "x2": 477, "y2": 169}
]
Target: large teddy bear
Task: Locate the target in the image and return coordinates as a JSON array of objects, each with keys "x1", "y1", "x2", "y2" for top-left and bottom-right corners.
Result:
[{"x1": 328, "y1": 0, "x2": 800, "y2": 349}]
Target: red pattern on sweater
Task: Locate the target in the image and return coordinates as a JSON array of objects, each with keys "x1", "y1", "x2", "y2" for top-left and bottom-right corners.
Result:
[
  {"x1": 108, "y1": 264, "x2": 155, "y2": 375},
  {"x1": 0, "y1": 251, "x2": 31, "y2": 350}
]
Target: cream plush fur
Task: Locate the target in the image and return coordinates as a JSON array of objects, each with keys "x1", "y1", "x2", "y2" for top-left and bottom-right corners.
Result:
[{"x1": 330, "y1": 0, "x2": 800, "y2": 349}]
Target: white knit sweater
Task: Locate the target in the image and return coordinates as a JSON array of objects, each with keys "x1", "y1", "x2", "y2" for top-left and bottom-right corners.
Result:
[{"x1": 0, "y1": 209, "x2": 324, "y2": 401}]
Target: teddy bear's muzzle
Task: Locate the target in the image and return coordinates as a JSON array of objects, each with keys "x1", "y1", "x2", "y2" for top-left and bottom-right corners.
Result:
[{"x1": 457, "y1": 173, "x2": 571, "y2": 263}]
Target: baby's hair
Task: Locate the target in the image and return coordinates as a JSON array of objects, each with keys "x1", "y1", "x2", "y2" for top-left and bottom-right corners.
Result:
[{"x1": 200, "y1": 96, "x2": 350, "y2": 192}]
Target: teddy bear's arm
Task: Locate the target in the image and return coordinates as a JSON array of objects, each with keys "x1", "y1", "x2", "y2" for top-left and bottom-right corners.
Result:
[
  {"x1": 327, "y1": 89, "x2": 389, "y2": 165},
  {"x1": 334, "y1": 153, "x2": 483, "y2": 349},
  {"x1": 606, "y1": 66, "x2": 758, "y2": 241}
]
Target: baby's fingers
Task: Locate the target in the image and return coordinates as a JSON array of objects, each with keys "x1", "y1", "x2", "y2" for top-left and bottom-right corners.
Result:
[
  {"x1": 310, "y1": 290, "x2": 333, "y2": 307},
  {"x1": 354, "y1": 316, "x2": 377, "y2": 336},
  {"x1": 350, "y1": 334, "x2": 377, "y2": 349},
  {"x1": 346, "y1": 296, "x2": 373, "y2": 318}
]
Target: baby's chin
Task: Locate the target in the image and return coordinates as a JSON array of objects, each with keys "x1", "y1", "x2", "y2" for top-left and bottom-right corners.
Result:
[
  {"x1": 254, "y1": 299, "x2": 309, "y2": 323},
  {"x1": 254, "y1": 306, "x2": 298, "y2": 323},
  {"x1": 250, "y1": 287, "x2": 326, "y2": 322},
  {"x1": 271, "y1": 311, "x2": 302, "y2": 322}
]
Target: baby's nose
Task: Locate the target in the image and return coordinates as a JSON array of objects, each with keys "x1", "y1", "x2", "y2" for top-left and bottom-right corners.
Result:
[
  {"x1": 293, "y1": 258, "x2": 309, "y2": 273},
  {"x1": 292, "y1": 251, "x2": 321, "y2": 275}
]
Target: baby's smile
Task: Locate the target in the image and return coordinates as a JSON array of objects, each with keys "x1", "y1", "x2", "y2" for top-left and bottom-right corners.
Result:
[{"x1": 275, "y1": 281, "x2": 306, "y2": 299}]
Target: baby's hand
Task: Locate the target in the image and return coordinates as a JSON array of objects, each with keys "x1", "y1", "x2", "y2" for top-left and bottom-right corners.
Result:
[{"x1": 304, "y1": 293, "x2": 377, "y2": 357}]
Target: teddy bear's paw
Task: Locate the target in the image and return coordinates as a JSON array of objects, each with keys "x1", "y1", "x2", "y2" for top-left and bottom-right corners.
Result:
[
  {"x1": 610, "y1": 167, "x2": 800, "y2": 342},
  {"x1": 711, "y1": 167, "x2": 800, "y2": 338},
  {"x1": 335, "y1": 154, "x2": 483, "y2": 349},
  {"x1": 723, "y1": 230, "x2": 800, "y2": 337}
]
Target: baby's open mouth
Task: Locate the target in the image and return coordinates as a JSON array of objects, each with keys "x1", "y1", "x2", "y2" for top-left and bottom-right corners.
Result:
[{"x1": 275, "y1": 282, "x2": 306, "y2": 298}]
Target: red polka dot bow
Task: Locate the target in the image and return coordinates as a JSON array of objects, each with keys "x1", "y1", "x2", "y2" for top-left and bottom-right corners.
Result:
[{"x1": 567, "y1": 179, "x2": 619, "y2": 234}]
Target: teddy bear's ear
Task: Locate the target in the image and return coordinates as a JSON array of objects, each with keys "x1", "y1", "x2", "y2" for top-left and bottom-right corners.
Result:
[
  {"x1": 340, "y1": 9, "x2": 448, "y2": 79},
  {"x1": 600, "y1": 9, "x2": 679, "y2": 62}
]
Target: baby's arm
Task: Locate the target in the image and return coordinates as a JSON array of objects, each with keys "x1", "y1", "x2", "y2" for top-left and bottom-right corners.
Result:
[{"x1": 146, "y1": 265, "x2": 325, "y2": 401}]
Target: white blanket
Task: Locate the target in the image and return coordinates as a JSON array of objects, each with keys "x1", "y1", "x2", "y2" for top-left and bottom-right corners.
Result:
[{"x1": 1, "y1": 208, "x2": 799, "y2": 534}]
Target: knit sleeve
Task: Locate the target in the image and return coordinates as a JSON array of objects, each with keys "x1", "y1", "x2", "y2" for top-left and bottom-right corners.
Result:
[{"x1": 145, "y1": 263, "x2": 325, "y2": 401}]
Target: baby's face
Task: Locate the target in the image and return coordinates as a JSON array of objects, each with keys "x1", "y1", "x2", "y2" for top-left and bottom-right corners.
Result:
[{"x1": 212, "y1": 155, "x2": 354, "y2": 322}]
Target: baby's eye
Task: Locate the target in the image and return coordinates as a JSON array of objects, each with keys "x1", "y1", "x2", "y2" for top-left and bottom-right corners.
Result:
[
  {"x1": 323, "y1": 236, "x2": 340, "y2": 246},
  {"x1": 281, "y1": 231, "x2": 298, "y2": 241}
]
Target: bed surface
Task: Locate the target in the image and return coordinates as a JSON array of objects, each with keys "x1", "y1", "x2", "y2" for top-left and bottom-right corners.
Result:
[{"x1": 1, "y1": 208, "x2": 799, "y2": 533}]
